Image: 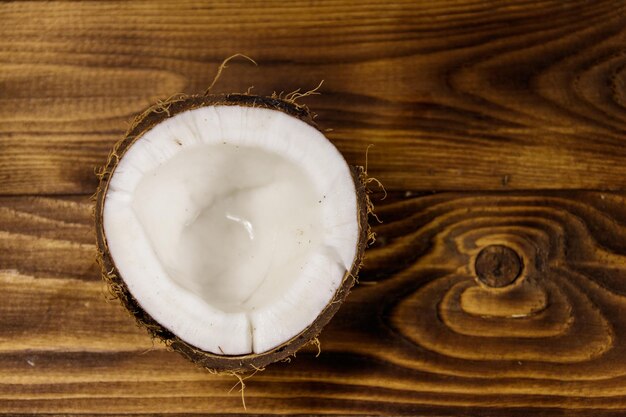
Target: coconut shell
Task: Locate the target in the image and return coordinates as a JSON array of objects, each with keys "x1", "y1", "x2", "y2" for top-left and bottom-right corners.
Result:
[{"x1": 94, "y1": 93, "x2": 370, "y2": 373}]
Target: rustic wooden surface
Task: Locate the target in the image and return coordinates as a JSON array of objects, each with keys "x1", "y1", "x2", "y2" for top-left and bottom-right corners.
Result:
[{"x1": 2, "y1": 0, "x2": 626, "y2": 415}]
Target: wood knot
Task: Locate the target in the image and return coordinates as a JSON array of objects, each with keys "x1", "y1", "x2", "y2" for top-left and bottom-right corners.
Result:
[{"x1": 475, "y1": 245, "x2": 522, "y2": 288}]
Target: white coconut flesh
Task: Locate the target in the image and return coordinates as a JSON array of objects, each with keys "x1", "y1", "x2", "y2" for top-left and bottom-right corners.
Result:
[{"x1": 103, "y1": 105, "x2": 359, "y2": 355}]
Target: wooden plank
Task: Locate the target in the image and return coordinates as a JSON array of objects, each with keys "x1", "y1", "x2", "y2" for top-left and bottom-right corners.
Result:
[
  {"x1": 0, "y1": 196, "x2": 94, "y2": 281},
  {"x1": 2, "y1": 0, "x2": 626, "y2": 194},
  {"x1": 3, "y1": 192, "x2": 626, "y2": 415}
]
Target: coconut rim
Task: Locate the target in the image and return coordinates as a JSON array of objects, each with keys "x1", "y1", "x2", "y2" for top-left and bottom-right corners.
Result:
[{"x1": 94, "y1": 93, "x2": 370, "y2": 372}]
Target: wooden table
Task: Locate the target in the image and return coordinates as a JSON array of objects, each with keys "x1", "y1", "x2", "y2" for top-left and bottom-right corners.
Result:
[{"x1": 2, "y1": 1, "x2": 626, "y2": 415}]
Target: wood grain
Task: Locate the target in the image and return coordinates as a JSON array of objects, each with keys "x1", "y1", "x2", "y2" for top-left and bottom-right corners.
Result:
[
  {"x1": 3, "y1": 0, "x2": 626, "y2": 415},
  {"x1": 2, "y1": 0, "x2": 626, "y2": 194},
  {"x1": 3, "y1": 192, "x2": 626, "y2": 415}
]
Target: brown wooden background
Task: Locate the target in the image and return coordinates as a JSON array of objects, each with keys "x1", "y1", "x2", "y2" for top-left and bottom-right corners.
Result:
[{"x1": 3, "y1": 0, "x2": 626, "y2": 415}]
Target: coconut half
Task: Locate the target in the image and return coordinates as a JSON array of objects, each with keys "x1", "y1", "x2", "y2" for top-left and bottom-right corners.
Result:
[{"x1": 95, "y1": 94, "x2": 368, "y2": 372}]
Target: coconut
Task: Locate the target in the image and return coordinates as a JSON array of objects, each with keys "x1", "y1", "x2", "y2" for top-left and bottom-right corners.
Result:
[{"x1": 94, "y1": 93, "x2": 370, "y2": 372}]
